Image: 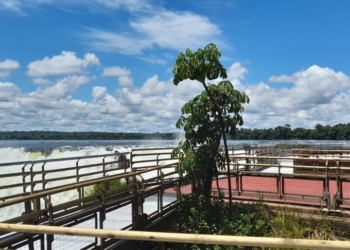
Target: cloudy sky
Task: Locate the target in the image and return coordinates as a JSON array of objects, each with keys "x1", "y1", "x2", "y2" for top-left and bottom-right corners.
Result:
[{"x1": 1, "y1": 0, "x2": 350, "y2": 132}]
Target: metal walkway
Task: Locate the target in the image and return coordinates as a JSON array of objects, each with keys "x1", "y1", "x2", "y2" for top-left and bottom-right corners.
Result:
[{"x1": 1, "y1": 146, "x2": 350, "y2": 249}]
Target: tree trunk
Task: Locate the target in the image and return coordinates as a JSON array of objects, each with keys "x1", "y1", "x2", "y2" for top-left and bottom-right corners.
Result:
[
  {"x1": 203, "y1": 162, "x2": 215, "y2": 198},
  {"x1": 202, "y1": 137, "x2": 221, "y2": 199},
  {"x1": 201, "y1": 81, "x2": 233, "y2": 210}
]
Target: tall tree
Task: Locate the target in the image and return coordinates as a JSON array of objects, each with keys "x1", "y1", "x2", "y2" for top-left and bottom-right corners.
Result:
[{"x1": 172, "y1": 43, "x2": 249, "y2": 207}]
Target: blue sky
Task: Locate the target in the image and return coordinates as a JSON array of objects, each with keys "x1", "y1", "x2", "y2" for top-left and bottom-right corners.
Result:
[{"x1": 1, "y1": 0, "x2": 350, "y2": 132}]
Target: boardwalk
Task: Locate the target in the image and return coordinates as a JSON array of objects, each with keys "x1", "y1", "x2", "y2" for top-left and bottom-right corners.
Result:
[{"x1": 166, "y1": 176, "x2": 350, "y2": 209}]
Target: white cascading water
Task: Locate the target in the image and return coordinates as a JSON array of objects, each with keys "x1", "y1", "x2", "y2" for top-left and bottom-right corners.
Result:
[{"x1": 0, "y1": 142, "x2": 181, "y2": 250}]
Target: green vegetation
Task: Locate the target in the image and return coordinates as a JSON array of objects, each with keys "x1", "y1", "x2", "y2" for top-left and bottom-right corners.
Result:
[
  {"x1": 151, "y1": 195, "x2": 350, "y2": 250},
  {"x1": 160, "y1": 43, "x2": 350, "y2": 250},
  {"x1": 1, "y1": 123, "x2": 350, "y2": 140},
  {"x1": 171, "y1": 43, "x2": 249, "y2": 203},
  {"x1": 84, "y1": 179, "x2": 125, "y2": 196},
  {"x1": 233, "y1": 123, "x2": 350, "y2": 140}
]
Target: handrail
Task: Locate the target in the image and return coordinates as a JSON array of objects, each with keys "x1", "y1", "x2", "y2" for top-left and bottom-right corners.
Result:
[
  {"x1": 0, "y1": 160, "x2": 179, "y2": 208},
  {"x1": 231, "y1": 155, "x2": 350, "y2": 161},
  {"x1": 229, "y1": 162, "x2": 350, "y2": 170},
  {"x1": 0, "y1": 223, "x2": 349, "y2": 249},
  {"x1": 292, "y1": 149, "x2": 350, "y2": 152},
  {"x1": 0, "y1": 152, "x2": 125, "y2": 167}
]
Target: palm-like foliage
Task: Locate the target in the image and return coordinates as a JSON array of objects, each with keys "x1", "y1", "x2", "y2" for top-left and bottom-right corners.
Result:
[{"x1": 172, "y1": 44, "x2": 249, "y2": 199}]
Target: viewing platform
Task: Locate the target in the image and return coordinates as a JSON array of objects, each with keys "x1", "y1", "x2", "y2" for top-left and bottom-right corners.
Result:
[{"x1": 1, "y1": 145, "x2": 350, "y2": 249}]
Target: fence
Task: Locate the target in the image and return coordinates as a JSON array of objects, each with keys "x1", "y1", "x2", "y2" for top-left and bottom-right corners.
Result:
[
  {"x1": 215, "y1": 153, "x2": 350, "y2": 210},
  {"x1": 0, "y1": 152, "x2": 180, "y2": 250},
  {"x1": 0, "y1": 152, "x2": 129, "y2": 203},
  {"x1": 3, "y1": 146, "x2": 350, "y2": 249}
]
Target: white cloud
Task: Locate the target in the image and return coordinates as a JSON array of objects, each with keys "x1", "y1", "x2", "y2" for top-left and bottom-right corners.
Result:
[
  {"x1": 268, "y1": 74, "x2": 296, "y2": 83},
  {"x1": 34, "y1": 75, "x2": 90, "y2": 100},
  {"x1": 89, "y1": 0, "x2": 153, "y2": 12},
  {"x1": 27, "y1": 51, "x2": 100, "y2": 77},
  {"x1": 1, "y1": 62, "x2": 350, "y2": 132},
  {"x1": 0, "y1": 59, "x2": 20, "y2": 78},
  {"x1": 140, "y1": 56, "x2": 167, "y2": 65},
  {"x1": 241, "y1": 65, "x2": 350, "y2": 128},
  {"x1": 32, "y1": 78, "x2": 54, "y2": 85},
  {"x1": 130, "y1": 11, "x2": 222, "y2": 51},
  {"x1": 0, "y1": 59, "x2": 20, "y2": 70},
  {"x1": 0, "y1": 82, "x2": 20, "y2": 101},
  {"x1": 119, "y1": 88, "x2": 142, "y2": 106},
  {"x1": 139, "y1": 75, "x2": 168, "y2": 96},
  {"x1": 0, "y1": 0, "x2": 152, "y2": 14},
  {"x1": 227, "y1": 62, "x2": 248, "y2": 80},
  {"x1": 102, "y1": 66, "x2": 133, "y2": 87},
  {"x1": 92, "y1": 86, "x2": 107, "y2": 103},
  {"x1": 0, "y1": 0, "x2": 22, "y2": 13},
  {"x1": 102, "y1": 66, "x2": 130, "y2": 77},
  {"x1": 83, "y1": 11, "x2": 223, "y2": 55}
]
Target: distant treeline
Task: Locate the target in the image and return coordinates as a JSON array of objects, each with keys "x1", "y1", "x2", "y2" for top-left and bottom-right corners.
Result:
[
  {"x1": 0, "y1": 131, "x2": 179, "y2": 140},
  {"x1": 231, "y1": 123, "x2": 350, "y2": 140},
  {"x1": 1, "y1": 123, "x2": 350, "y2": 140}
]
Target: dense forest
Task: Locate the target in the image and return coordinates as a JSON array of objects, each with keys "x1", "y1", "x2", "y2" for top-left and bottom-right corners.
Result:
[
  {"x1": 232, "y1": 123, "x2": 350, "y2": 140},
  {"x1": 1, "y1": 123, "x2": 350, "y2": 140}
]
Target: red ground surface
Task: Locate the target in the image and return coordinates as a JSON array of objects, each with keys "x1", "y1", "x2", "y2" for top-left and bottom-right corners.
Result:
[{"x1": 165, "y1": 176, "x2": 350, "y2": 209}]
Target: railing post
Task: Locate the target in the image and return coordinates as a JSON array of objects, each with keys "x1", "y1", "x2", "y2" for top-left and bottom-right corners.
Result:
[
  {"x1": 102, "y1": 158, "x2": 109, "y2": 192},
  {"x1": 22, "y1": 198, "x2": 34, "y2": 250},
  {"x1": 44, "y1": 197, "x2": 54, "y2": 250},
  {"x1": 130, "y1": 150, "x2": 133, "y2": 170},
  {"x1": 102, "y1": 157, "x2": 106, "y2": 177},
  {"x1": 245, "y1": 147, "x2": 251, "y2": 171},
  {"x1": 30, "y1": 164, "x2": 36, "y2": 194},
  {"x1": 333, "y1": 161, "x2": 342, "y2": 210},
  {"x1": 76, "y1": 160, "x2": 82, "y2": 200},
  {"x1": 158, "y1": 170, "x2": 164, "y2": 214},
  {"x1": 323, "y1": 160, "x2": 331, "y2": 209},
  {"x1": 277, "y1": 163, "x2": 282, "y2": 199},
  {"x1": 41, "y1": 163, "x2": 46, "y2": 190},
  {"x1": 132, "y1": 191, "x2": 146, "y2": 230},
  {"x1": 22, "y1": 164, "x2": 29, "y2": 194},
  {"x1": 99, "y1": 191, "x2": 106, "y2": 250}
]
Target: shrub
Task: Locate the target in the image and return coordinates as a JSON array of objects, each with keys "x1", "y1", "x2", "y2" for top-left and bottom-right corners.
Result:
[
  {"x1": 85, "y1": 178, "x2": 125, "y2": 197},
  {"x1": 158, "y1": 195, "x2": 270, "y2": 250},
  {"x1": 150, "y1": 195, "x2": 350, "y2": 250}
]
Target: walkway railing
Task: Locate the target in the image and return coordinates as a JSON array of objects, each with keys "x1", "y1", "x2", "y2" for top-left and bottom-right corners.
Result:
[
  {"x1": 216, "y1": 153, "x2": 350, "y2": 210},
  {"x1": 2, "y1": 146, "x2": 350, "y2": 249},
  {"x1": 0, "y1": 151, "x2": 180, "y2": 250},
  {"x1": 0, "y1": 152, "x2": 129, "y2": 203}
]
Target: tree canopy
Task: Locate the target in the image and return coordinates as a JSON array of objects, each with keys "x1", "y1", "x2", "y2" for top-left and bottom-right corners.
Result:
[{"x1": 171, "y1": 43, "x2": 249, "y2": 199}]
